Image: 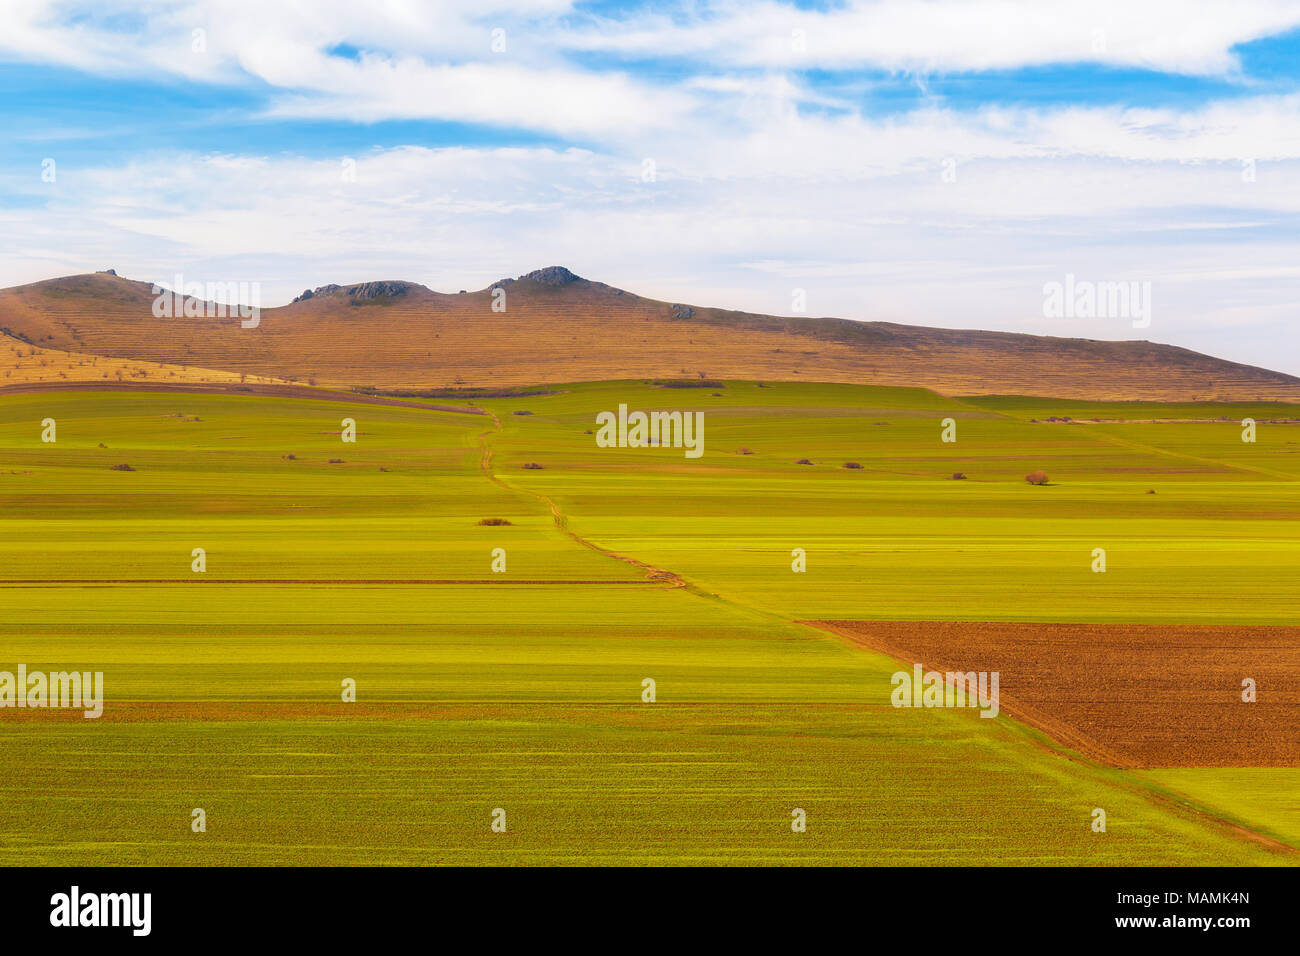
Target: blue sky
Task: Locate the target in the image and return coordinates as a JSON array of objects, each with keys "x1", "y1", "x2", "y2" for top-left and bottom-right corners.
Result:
[{"x1": 2, "y1": 1, "x2": 1299, "y2": 374}]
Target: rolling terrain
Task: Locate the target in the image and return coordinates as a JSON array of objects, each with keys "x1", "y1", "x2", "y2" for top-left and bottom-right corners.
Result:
[
  {"x1": 2, "y1": 270, "x2": 1297, "y2": 865},
  {"x1": 3, "y1": 269, "x2": 1299, "y2": 401},
  {"x1": 1, "y1": 380, "x2": 1297, "y2": 864}
]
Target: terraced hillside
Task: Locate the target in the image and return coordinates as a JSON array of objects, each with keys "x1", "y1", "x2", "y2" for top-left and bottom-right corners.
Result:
[{"x1": 2, "y1": 269, "x2": 1298, "y2": 402}]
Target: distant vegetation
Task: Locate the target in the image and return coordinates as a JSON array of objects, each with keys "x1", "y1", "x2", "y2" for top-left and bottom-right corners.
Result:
[
  {"x1": 654, "y1": 379, "x2": 724, "y2": 389},
  {"x1": 353, "y1": 386, "x2": 557, "y2": 399},
  {"x1": 1025, "y1": 470, "x2": 1050, "y2": 485}
]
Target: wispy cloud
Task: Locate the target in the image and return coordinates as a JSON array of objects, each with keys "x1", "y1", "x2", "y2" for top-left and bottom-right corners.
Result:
[{"x1": 2, "y1": 1, "x2": 1299, "y2": 374}]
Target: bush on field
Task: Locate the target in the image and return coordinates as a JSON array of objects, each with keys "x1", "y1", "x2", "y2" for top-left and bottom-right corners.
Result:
[
  {"x1": 795, "y1": 458, "x2": 814, "y2": 465},
  {"x1": 952, "y1": 472, "x2": 967, "y2": 480},
  {"x1": 522, "y1": 462, "x2": 545, "y2": 470},
  {"x1": 109, "y1": 463, "x2": 135, "y2": 471},
  {"x1": 478, "y1": 518, "x2": 513, "y2": 526},
  {"x1": 1025, "y1": 470, "x2": 1049, "y2": 485},
  {"x1": 843, "y1": 461, "x2": 863, "y2": 469}
]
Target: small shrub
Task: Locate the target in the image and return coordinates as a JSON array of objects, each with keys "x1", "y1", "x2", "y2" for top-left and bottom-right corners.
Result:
[
  {"x1": 522, "y1": 462, "x2": 544, "y2": 470},
  {"x1": 952, "y1": 472, "x2": 967, "y2": 480},
  {"x1": 738, "y1": 447, "x2": 754, "y2": 455},
  {"x1": 513, "y1": 410, "x2": 533, "y2": 416},
  {"x1": 1025, "y1": 470, "x2": 1049, "y2": 485},
  {"x1": 329, "y1": 458, "x2": 344, "y2": 464},
  {"x1": 477, "y1": 518, "x2": 513, "y2": 526},
  {"x1": 795, "y1": 458, "x2": 814, "y2": 465},
  {"x1": 109, "y1": 463, "x2": 135, "y2": 471},
  {"x1": 843, "y1": 461, "x2": 864, "y2": 469}
]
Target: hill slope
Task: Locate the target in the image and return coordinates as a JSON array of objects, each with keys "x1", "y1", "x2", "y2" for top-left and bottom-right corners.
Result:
[{"x1": 1, "y1": 268, "x2": 1297, "y2": 401}]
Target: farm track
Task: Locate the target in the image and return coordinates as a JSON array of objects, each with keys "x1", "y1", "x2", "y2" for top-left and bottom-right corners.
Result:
[
  {"x1": 3, "y1": 380, "x2": 1292, "y2": 860},
  {"x1": 475, "y1": 409, "x2": 687, "y2": 588}
]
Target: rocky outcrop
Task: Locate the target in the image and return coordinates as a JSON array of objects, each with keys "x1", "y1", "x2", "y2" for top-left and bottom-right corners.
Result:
[
  {"x1": 347, "y1": 281, "x2": 413, "y2": 300},
  {"x1": 293, "y1": 281, "x2": 413, "y2": 304},
  {"x1": 521, "y1": 266, "x2": 581, "y2": 286},
  {"x1": 292, "y1": 284, "x2": 340, "y2": 303}
]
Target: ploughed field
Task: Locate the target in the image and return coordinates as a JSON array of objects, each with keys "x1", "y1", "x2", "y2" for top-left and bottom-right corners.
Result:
[
  {"x1": 1, "y1": 380, "x2": 1297, "y2": 864},
  {"x1": 811, "y1": 621, "x2": 1300, "y2": 768}
]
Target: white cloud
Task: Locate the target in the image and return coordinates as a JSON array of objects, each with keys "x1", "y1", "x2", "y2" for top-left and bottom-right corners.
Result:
[
  {"x1": 556, "y1": 0, "x2": 1300, "y2": 76},
  {"x1": 3, "y1": 2, "x2": 1300, "y2": 374},
  {"x1": 6, "y1": 101, "x2": 1300, "y2": 374}
]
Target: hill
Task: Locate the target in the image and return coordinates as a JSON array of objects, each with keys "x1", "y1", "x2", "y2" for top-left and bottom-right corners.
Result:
[{"x1": 1, "y1": 268, "x2": 1297, "y2": 401}]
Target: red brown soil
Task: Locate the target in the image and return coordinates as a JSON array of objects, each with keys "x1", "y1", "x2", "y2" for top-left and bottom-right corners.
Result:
[{"x1": 811, "y1": 620, "x2": 1300, "y2": 768}]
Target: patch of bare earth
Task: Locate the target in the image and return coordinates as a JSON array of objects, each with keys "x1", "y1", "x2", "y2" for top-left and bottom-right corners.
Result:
[{"x1": 809, "y1": 620, "x2": 1300, "y2": 768}]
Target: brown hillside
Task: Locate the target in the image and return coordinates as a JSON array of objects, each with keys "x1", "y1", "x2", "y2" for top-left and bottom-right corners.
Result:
[{"x1": 1, "y1": 268, "x2": 1297, "y2": 401}]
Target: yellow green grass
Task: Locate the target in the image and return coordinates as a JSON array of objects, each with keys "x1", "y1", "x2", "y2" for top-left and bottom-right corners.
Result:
[{"x1": 0, "y1": 383, "x2": 1296, "y2": 864}]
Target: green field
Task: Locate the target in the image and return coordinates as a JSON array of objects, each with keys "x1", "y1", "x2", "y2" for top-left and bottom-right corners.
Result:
[{"x1": 0, "y1": 382, "x2": 1295, "y2": 864}]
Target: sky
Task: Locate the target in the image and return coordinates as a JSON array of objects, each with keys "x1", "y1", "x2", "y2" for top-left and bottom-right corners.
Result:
[{"x1": 1, "y1": 0, "x2": 1299, "y2": 374}]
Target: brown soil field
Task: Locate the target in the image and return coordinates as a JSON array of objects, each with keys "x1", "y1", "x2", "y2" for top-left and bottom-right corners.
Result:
[
  {"x1": 811, "y1": 620, "x2": 1300, "y2": 768},
  {"x1": 3, "y1": 270, "x2": 1299, "y2": 401}
]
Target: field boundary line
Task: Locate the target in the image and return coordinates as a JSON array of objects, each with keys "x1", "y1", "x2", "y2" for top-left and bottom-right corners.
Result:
[
  {"x1": 0, "y1": 380, "x2": 487, "y2": 415},
  {"x1": 948, "y1": 393, "x2": 1300, "y2": 481},
  {"x1": 801, "y1": 619, "x2": 1298, "y2": 858}
]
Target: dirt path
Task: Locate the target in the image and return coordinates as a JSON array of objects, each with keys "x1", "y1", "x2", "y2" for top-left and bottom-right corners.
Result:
[{"x1": 474, "y1": 408, "x2": 685, "y2": 587}]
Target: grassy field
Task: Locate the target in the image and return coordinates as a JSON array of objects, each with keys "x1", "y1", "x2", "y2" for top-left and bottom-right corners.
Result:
[{"x1": 0, "y1": 382, "x2": 1296, "y2": 864}]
